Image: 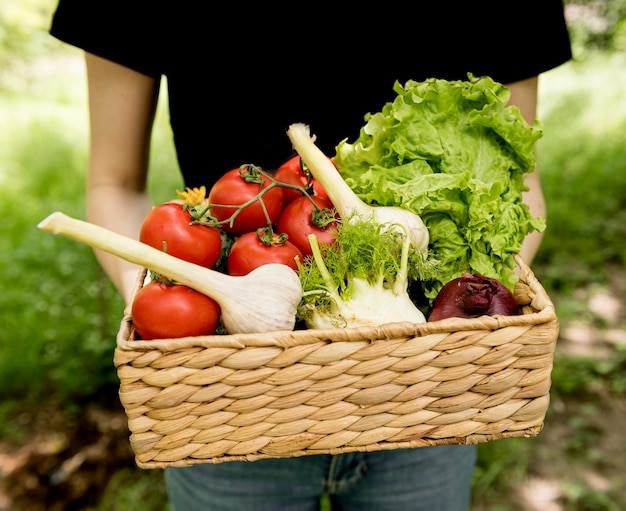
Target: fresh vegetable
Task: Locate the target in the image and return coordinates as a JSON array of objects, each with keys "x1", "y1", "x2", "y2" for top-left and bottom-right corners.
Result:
[
  {"x1": 38, "y1": 212, "x2": 302, "y2": 334},
  {"x1": 227, "y1": 228, "x2": 303, "y2": 276},
  {"x1": 131, "y1": 279, "x2": 221, "y2": 339},
  {"x1": 275, "y1": 195, "x2": 339, "y2": 258},
  {"x1": 333, "y1": 75, "x2": 544, "y2": 299},
  {"x1": 286, "y1": 123, "x2": 429, "y2": 253},
  {"x1": 274, "y1": 155, "x2": 330, "y2": 204},
  {"x1": 139, "y1": 202, "x2": 222, "y2": 269},
  {"x1": 428, "y1": 273, "x2": 520, "y2": 321},
  {"x1": 208, "y1": 164, "x2": 284, "y2": 236},
  {"x1": 297, "y1": 219, "x2": 427, "y2": 329}
]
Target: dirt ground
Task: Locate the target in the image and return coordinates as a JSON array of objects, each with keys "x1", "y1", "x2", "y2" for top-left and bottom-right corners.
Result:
[
  {"x1": 0, "y1": 402, "x2": 136, "y2": 511},
  {"x1": 1, "y1": 276, "x2": 624, "y2": 511}
]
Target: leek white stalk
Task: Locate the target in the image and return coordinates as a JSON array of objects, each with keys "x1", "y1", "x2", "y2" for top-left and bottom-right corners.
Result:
[
  {"x1": 286, "y1": 123, "x2": 429, "y2": 253},
  {"x1": 38, "y1": 212, "x2": 302, "y2": 334}
]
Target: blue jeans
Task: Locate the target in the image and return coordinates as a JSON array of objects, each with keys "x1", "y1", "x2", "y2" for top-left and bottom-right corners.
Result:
[{"x1": 165, "y1": 445, "x2": 476, "y2": 511}]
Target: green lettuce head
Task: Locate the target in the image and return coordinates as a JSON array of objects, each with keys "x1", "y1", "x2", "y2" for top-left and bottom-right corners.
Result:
[{"x1": 333, "y1": 75, "x2": 544, "y2": 301}]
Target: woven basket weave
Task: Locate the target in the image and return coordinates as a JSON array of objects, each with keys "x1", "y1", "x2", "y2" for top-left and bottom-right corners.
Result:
[{"x1": 114, "y1": 254, "x2": 559, "y2": 469}]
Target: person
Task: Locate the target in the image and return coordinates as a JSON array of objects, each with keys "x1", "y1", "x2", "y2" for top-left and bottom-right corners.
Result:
[{"x1": 49, "y1": 3, "x2": 572, "y2": 510}]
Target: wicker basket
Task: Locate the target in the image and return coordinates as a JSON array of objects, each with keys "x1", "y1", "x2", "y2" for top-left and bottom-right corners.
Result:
[{"x1": 114, "y1": 254, "x2": 559, "y2": 469}]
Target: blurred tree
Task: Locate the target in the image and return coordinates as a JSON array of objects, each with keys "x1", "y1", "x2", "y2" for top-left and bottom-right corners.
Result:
[
  {"x1": 564, "y1": 0, "x2": 626, "y2": 56},
  {"x1": 0, "y1": 0, "x2": 68, "y2": 92}
]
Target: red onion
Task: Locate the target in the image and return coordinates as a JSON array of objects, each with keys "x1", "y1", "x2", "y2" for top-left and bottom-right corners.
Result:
[{"x1": 428, "y1": 273, "x2": 520, "y2": 321}]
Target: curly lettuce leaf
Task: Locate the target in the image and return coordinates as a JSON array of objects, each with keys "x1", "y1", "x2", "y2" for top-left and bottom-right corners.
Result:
[{"x1": 333, "y1": 75, "x2": 544, "y2": 300}]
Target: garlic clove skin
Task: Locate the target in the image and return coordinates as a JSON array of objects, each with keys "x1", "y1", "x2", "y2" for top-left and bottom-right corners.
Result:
[{"x1": 219, "y1": 264, "x2": 303, "y2": 334}]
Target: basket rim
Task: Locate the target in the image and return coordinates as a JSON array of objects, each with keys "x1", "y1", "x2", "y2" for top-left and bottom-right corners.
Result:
[{"x1": 116, "y1": 254, "x2": 557, "y2": 352}]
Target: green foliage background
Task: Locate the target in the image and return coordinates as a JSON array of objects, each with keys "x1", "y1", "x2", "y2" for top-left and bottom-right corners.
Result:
[{"x1": 0, "y1": 2, "x2": 625, "y2": 510}]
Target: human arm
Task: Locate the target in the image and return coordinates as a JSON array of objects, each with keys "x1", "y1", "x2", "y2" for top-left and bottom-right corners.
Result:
[
  {"x1": 85, "y1": 52, "x2": 160, "y2": 303},
  {"x1": 505, "y1": 76, "x2": 544, "y2": 264}
]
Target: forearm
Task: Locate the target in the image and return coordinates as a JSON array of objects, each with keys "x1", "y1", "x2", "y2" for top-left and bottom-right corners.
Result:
[
  {"x1": 85, "y1": 52, "x2": 160, "y2": 303},
  {"x1": 87, "y1": 184, "x2": 153, "y2": 303},
  {"x1": 520, "y1": 172, "x2": 546, "y2": 264},
  {"x1": 506, "y1": 76, "x2": 543, "y2": 264}
]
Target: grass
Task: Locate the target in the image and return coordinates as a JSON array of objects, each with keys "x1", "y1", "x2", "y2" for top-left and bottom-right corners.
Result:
[
  {"x1": 1, "y1": 50, "x2": 625, "y2": 509},
  {"x1": 534, "y1": 52, "x2": 626, "y2": 288},
  {"x1": 0, "y1": 51, "x2": 181, "y2": 408},
  {"x1": 95, "y1": 468, "x2": 170, "y2": 511}
]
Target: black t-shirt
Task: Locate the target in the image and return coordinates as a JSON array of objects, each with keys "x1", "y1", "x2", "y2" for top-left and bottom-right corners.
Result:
[{"x1": 50, "y1": 2, "x2": 572, "y2": 189}]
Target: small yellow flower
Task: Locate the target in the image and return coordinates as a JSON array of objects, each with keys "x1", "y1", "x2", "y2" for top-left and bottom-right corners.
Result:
[{"x1": 176, "y1": 186, "x2": 207, "y2": 206}]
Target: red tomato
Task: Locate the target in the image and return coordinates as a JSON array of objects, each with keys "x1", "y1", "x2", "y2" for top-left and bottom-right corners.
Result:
[
  {"x1": 131, "y1": 280, "x2": 221, "y2": 339},
  {"x1": 139, "y1": 202, "x2": 222, "y2": 269},
  {"x1": 208, "y1": 165, "x2": 284, "y2": 236},
  {"x1": 276, "y1": 196, "x2": 339, "y2": 258},
  {"x1": 227, "y1": 229, "x2": 304, "y2": 276},
  {"x1": 274, "y1": 155, "x2": 330, "y2": 204}
]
